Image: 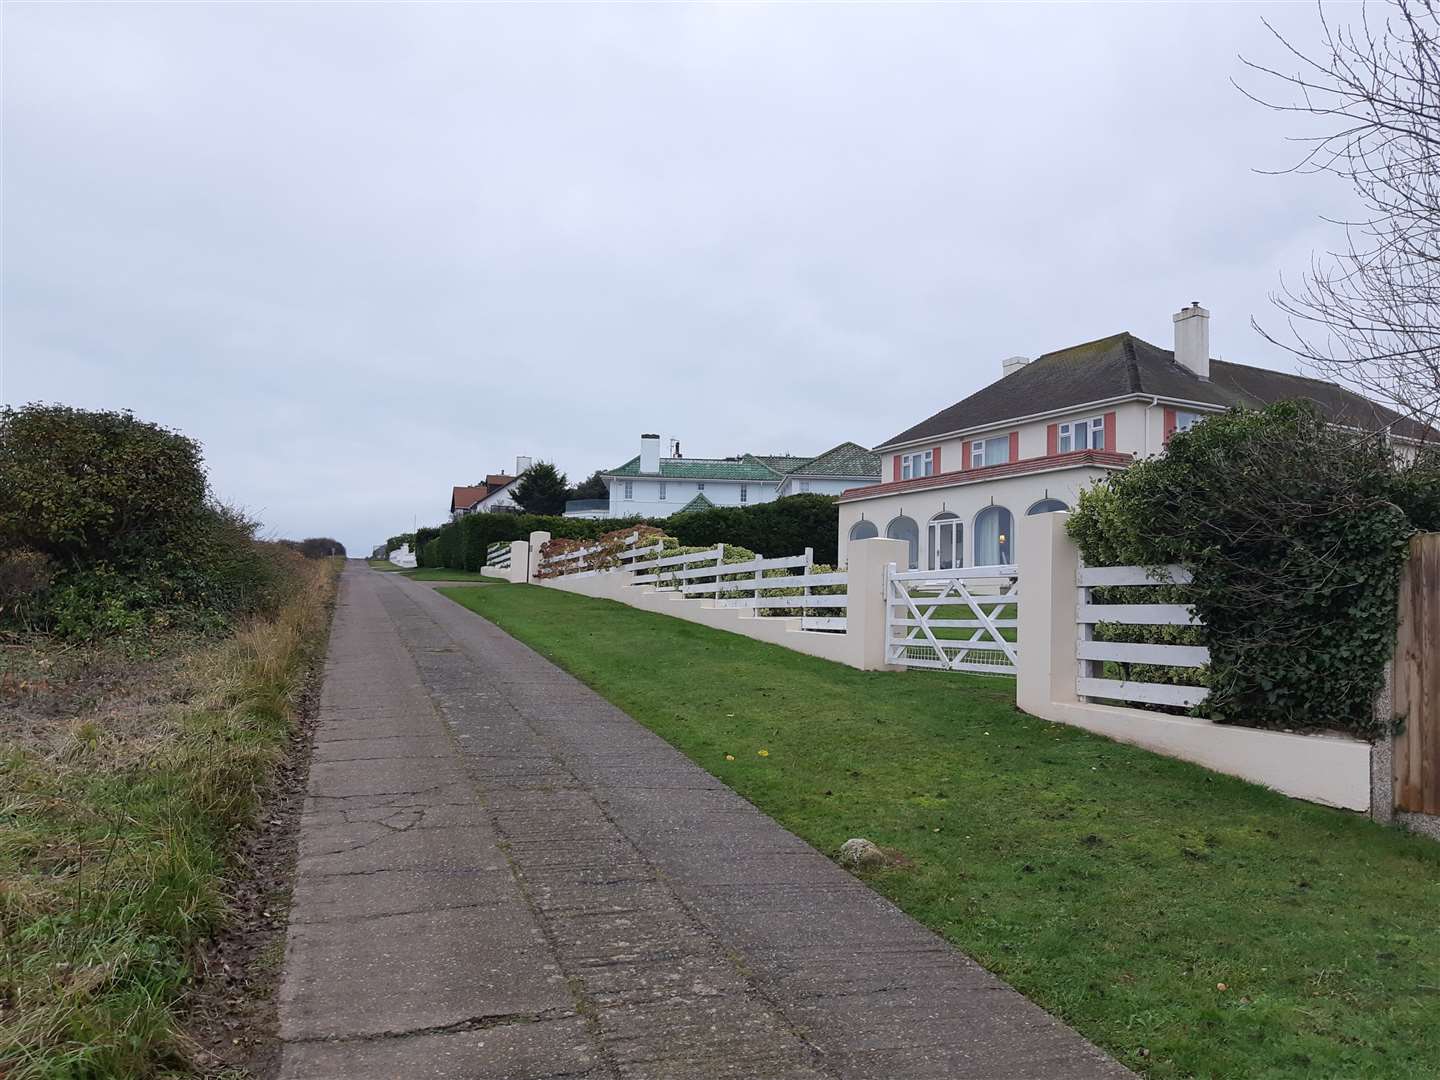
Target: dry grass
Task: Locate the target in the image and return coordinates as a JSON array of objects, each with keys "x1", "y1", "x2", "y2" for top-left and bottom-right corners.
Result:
[{"x1": 0, "y1": 558, "x2": 339, "y2": 1079}]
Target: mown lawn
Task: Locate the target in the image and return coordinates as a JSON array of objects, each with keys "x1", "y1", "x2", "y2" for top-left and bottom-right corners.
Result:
[
  {"x1": 404, "y1": 568, "x2": 499, "y2": 582},
  {"x1": 442, "y1": 584, "x2": 1440, "y2": 1080}
]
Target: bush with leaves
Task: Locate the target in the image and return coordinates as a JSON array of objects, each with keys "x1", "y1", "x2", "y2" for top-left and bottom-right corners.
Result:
[
  {"x1": 1067, "y1": 402, "x2": 1426, "y2": 738},
  {"x1": 511, "y1": 462, "x2": 570, "y2": 515},
  {"x1": 0, "y1": 404, "x2": 294, "y2": 638},
  {"x1": 666, "y1": 493, "x2": 840, "y2": 563}
]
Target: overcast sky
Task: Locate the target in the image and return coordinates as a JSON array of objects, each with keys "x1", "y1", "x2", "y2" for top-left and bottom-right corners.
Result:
[{"x1": 3, "y1": 2, "x2": 1350, "y2": 554}]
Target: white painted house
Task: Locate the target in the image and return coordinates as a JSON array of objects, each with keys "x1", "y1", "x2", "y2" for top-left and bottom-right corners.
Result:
[
  {"x1": 601, "y1": 435, "x2": 879, "y2": 519},
  {"x1": 839, "y1": 303, "x2": 1432, "y2": 569},
  {"x1": 448, "y1": 456, "x2": 532, "y2": 520}
]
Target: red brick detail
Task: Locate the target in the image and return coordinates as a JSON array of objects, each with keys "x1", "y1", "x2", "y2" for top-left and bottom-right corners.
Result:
[
  {"x1": 961, "y1": 442, "x2": 971, "y2": 470},
  {"x1": 1104, "y1": 412, "x2": 1117, "y2": 452},
  {"x1": 932, "y1": 445, "x2": 941, "y2": 474},
  {"x1": 839, "y1": 449, "x2": 1134, "y2": 501},
  {"x1": 1163, "y1": 407, "x2": 1177, "y2": 443},
  {"x1": 1046, "y1": 424, "x2": 1059, "y2": 456},
  {"x1": 1008, "y1": 431, "x2": 1020, "y2": 462},
  {"x1": 893, "y1": 455, "x2": 901, "y2": 482}
]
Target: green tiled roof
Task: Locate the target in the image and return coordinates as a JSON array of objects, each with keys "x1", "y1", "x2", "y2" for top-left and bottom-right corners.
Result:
[
  {"x1": 673, "y1": 492, "x2": 717, "y2": 514},
  {"x1": 788, "y1": 441, "x2": 881, "y2": 478},
  {"x1": 744, "y1": 454, "x2": 812, "y2": 475},
  {"x1": 603, "y1": 455, "x2": 779, "y2": 481}
]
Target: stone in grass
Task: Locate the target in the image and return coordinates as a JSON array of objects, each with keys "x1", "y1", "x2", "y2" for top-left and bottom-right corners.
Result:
[{"x1": 837, "y1": 838, "x2": 888, "y2": 870}]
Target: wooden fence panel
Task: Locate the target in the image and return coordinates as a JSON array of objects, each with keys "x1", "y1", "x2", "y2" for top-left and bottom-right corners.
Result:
[{"x1": 1395, "y1": 533, "x2": 1440, "y2": 815}]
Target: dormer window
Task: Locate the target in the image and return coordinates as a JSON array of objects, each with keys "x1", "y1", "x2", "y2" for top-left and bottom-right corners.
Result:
[
  {"x1": 970, "y1": 436, "x2": 1011, "y2": 468},
  {"x1": 1058, "y1": 416, "x2": 1106, "y2": 452},
  {"x1": 900, "y1": 450, "x2": 934, "y2": 480}
]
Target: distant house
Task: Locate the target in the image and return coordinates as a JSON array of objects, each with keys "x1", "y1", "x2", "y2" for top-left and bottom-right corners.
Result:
[
  {"x1": 563, "y1": 498, "x2": 610, "y2": 520},
  {"x1": 600, "y1": 434, "x2": 880, "y2": 519},
  {"x1": 448, "y1": 457, "x2": 530, "y2": 520},
  {"x1": 839, "y1": 302, "x2": 1431, "y2": 570}
]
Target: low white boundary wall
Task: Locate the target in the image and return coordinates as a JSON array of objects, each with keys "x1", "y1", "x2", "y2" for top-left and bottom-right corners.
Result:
[
  {"x1": 531, "y1": 531, "x2": 907, "y2": 671},
  {"x1": 1016, "y1": 512, "x2": 1370, "y2": 810}
]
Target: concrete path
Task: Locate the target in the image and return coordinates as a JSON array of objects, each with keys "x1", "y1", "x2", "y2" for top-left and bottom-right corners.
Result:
[{"x1": 276, "y1": 566, "x2": 1130, "y2": 1079}]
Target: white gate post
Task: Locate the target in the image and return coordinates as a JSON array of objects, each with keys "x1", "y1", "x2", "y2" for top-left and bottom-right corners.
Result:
[
  {"x1": 844, "y1": 536, "x2": 908, "y2": 671},
  {"x1": 1015, "y1": 512, "x2": 1079, "y2": 714},
  {"x1": 528, "y1": 531, "x2": 551, "y2": 584},
  {"x1": 508, "y1": 540, "x2": 529, "y2": 584}
]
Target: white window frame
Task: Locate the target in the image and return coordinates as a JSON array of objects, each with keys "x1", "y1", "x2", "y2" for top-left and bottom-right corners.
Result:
[
  {"x1": 900, "y1": 449, "x2": 934, "y2": 481},
  {"x1": 696, "y1": 482, "x2": 705, "y2": 491},
  {"x1": 970, "y1": 435, "x2": 1011, "y2": 468},
  {"x1": 658, "y1": 481, "x2": 667, "y2": 501},
  {"x1": 739, "y1": 483, "x2": 748, "y2": 504},
  {"x1": 800, "y1": 480, "x2": 811, "y2": 492},
  {"x1": 1174, "y1": 410, "x2": 1202, "y2": 434},
  {"x1": 1058, "y1": 416, "x2": 1106, "y2": 453},
  {"x1": 624, "y1": 481, "x2": 633, "y2": 500}
]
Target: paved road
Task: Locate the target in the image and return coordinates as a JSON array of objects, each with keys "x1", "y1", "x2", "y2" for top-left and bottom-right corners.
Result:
[{"x1": 276, "y1": 566, "x2": 1130, "y2": 1079}]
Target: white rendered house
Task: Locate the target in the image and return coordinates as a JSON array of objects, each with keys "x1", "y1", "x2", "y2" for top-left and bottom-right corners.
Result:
[
  {"x1": 601, "y1": 435, "x2": 879, "y2": 519},
  {"x1": 839, "y1": 303, "x2": 1431, "y2": 569}
]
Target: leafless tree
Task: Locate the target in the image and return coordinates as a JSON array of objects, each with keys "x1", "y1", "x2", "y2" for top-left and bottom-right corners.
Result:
[{"x1": 1239, "y1": 0, "x2": 1439, "y2": 436}]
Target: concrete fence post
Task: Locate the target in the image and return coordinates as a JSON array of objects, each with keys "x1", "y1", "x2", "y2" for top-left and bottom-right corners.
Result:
[
  {"x1": 1015, "y1": 511, "x2": 1080, "y2": 715},
  {"x1": 844, "y1": 536, "x2": 908, "y2": 671},
  {"x1": 528, "y1": 531, "x2": 551, "y2": 584},
  {"x1": 508, "y1": 540, "x2": 530, "y2": 585}
]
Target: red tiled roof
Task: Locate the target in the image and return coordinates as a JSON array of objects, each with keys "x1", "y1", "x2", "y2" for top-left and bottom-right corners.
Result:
[
  {"x1": 485, "y1": 473, "x2": 516, "y2": 488},
  {"x1": 838, "y1": 449, "x2": 1133, "y2": 502},
  {"x1": 451, "y1": 485, "x2": 488, "y2": 511}
]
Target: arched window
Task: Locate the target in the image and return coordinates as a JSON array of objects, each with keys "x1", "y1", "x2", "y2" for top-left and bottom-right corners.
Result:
[
  {"x1": 974, "y1": 506, "x2": 1014, "y2": 566},
  {"x1": 849, "y1": 519, "x2": 879, "y2": 541},
  {"x1": 1026, "y1": 498, "x2": 1068, "y2": 516},
  {"x1": 927, "y1": 512, "x2": 962, "y2": 570},
  {"x1": 885, "y1": 516, "x2": 920, "y2": 569}
]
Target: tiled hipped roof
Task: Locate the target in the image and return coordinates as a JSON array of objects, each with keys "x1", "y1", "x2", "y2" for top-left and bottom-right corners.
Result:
[
  {"x1": 604, "y1": 441, "x2": 882, "y2": 483},
  {"x1": 880, "y1": 332, "x2": 1432, "y2": 447},
  {"x1": 604, "y1": 456, "x2": 780, "y2": 482},
  {"x1": 840, "y1": 449, "x2": 1132, "y2": 501},
  {"x1": 788, "y1": 441, "x2": 882, "y2": 477},
  {"x1": 451, "y1": 485, "x2": 488, "y2": 511}
]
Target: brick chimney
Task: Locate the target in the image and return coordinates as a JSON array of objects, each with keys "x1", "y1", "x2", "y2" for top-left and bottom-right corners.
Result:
[{"x1": 1173, "y1": 302, "x2": 1210, "y2": 380}]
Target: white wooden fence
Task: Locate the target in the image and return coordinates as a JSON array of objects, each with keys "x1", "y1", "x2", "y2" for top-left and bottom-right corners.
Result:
[
  {"x1": 543, "y1": 538, "x2": 848, "y2": 632},
  {"x1": 886, "y1": 564, "x2": 1019, "y2": 674},
  {"x1": 486, "y1": 542, "x2": 511, "y2": 570},
  {"x1": 538, "y1": 531, "x2": 664, "y2": 578},
  {"x1": 1076, "y1": 563, "x2": 1209, "y2": 707}
]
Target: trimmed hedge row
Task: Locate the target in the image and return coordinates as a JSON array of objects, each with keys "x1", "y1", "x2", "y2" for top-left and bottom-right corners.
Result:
[{"x1": 412, "y1": 494, "x2": 841, "y2": 571}]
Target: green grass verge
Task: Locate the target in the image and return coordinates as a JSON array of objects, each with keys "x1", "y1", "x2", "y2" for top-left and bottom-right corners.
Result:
[
  {"x1": 402, "y1": 568, "x2": 499, "y2": 582},
  {"x1": 366, "y1": 558, "x2": 405, "y2": 571},
  {"x1": 440, "y1": 584, "x2": 1440, "y2": 1080},
  {"x1": 1, "y1": 562, "x2": 338, "y2": 1077}
]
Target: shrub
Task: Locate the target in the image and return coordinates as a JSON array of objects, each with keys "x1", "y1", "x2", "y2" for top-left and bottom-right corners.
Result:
[
  {"x1": 666, "y1": 494, "x2": 839, "y2": 563},
  {"x1": 1067, "y1": 403, "x2": 1424, "y2": 738},
  {"x1": 0, "y1": 547, "x2": 55, "y2": 620},
  {"x1": 0, "y1": 405, "x2": 298, "y2": 639}
]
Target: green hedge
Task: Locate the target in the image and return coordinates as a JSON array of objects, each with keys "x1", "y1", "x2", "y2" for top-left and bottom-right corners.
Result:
[{"x1": 407, "y1": 494, "x2": 841, "y2": 571}]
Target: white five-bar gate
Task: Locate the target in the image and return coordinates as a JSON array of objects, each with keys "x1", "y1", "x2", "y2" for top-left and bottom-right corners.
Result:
[{"x1": 885, "y1": 564, "x2": 1020, "y2": 674}]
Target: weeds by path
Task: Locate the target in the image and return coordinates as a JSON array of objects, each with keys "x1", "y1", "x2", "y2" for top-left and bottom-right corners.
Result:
[{"x1": 0, "y1": 560, "x2": 338, "y2": 1078}]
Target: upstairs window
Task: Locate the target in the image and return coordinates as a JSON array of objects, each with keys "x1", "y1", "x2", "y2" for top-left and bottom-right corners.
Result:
[
  {"x1": 624, "y1": 481, "x2": 633, "y2": 499},
  {"x1": 696, "y1": 482, "x2": 705, "y2": 491},
  {"x1": 900, "y1": 449, "x2": 934, "y2": 480},
  {"x1": 740, "y1": 484, "x2": 748, "y2": 504},
  {"x1": 970, "y1": 436, "x2": 1011, "y2": 468},
  {"x1": 1058, "y1": 416, "x2": 1106, "y2": 453},
  {"x1": 800, "y1": 480, "x2": 811, "y2": 492},
  {"x1": 659, "y1": 481, "x2": 667, "y2": 501},
  {"x1": 1174, "y1": 410, "x2": 1202, "y2": 434}
]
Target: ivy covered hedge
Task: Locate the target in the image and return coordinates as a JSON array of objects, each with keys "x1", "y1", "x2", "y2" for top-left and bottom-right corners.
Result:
[{"x1": 1067, "y1": 402, "x2": 1440, "y2": 739}]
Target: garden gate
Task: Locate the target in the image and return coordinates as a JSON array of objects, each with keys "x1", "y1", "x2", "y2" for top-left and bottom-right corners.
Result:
[{"x1": 885, "y1": 564, "x2": 1019, "y2": 674}]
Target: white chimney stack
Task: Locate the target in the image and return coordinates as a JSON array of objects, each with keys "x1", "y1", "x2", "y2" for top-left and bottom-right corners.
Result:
[
  {"x1": 515, "y1": 455, "x2": 533, "y2": 475},
  {"x1": 1173, "y1": 302, "x2": 1210, "y2": 380},
  {"x1": 639, "y1": 433, "x2": 661, "y2": 474},
  {"x1": 1001, "y1": 355, "x2": 1031, "y2": 378}
]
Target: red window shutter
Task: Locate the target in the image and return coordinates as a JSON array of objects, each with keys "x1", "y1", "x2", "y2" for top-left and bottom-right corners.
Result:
[
  {"x1": 932, "y1": 445, "x2": 942, "y2": 474},
  {"x1": 1046, "y1": 424, "x2": 1059, "y2": 455},
  {"x1": 893, "y1": 455, "x2": 901, "y2": 482},
  {"x1": 1163, "y1": 408, "x2": 1177, "y2": 443},
  {"x1": 1104, "y1": 412, "x2": 1117, "y2": 451},
  {"x1": 961, "y1": 442, "x2": 971, "y2": 470},
  {"x1": 1008, "y1": 431, "x2": 1020, "y2": 462}
]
